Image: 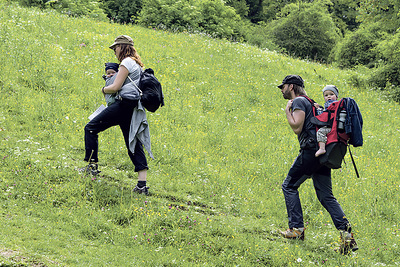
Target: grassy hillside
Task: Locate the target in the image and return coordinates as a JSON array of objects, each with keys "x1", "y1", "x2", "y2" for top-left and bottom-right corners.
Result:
[{"x1": 1, "y1": 1, "x2": 399, "y2": 266}]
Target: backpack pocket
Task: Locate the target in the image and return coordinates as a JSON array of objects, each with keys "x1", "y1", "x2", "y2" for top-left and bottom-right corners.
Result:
[{"x1": 319, "y1": 142, "x2": 347, "y2": 169}]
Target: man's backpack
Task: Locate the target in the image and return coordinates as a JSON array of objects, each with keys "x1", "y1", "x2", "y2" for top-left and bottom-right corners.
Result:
[
  {"x1": 130, "y1": 68, "x2": 164, "y2": 112},
  {"x1": 303, "y1": 96, "x2": 363, "y2": 177}
]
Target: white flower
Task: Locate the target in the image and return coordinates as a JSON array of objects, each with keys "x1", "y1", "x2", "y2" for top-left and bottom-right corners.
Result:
[{"x1": 297, "y1": 258, "x2": 302, "y2": 263}]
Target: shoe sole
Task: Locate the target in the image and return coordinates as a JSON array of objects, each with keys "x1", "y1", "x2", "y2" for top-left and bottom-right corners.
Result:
[{"x1": 279, "y1": 231, "x2": 304, "y2": 241}]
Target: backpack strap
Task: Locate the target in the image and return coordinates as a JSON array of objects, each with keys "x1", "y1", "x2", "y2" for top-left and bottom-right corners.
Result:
[
  {"x1": 298, "y1": 95, "x2": 319, "y2": 150},
  {"x1": 127, "y1": 75, "x2": 143, "y2": 96},
  {"x1": 299, "y1": 95, "x2": 317, "y2": 115}
]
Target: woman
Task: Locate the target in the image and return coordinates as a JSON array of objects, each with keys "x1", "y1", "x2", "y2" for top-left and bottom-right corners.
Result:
[{"x1": 81, "y1": 35, "x2": 150, "y2": 195}]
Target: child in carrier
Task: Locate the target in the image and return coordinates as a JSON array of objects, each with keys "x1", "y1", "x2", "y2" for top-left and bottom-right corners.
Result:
[
  {"x1": 103, "y1": 62, "x2": 119, "y2": 106},
  {"x1": 315, "y1": 85, "x2": 339, "y2": 157}
]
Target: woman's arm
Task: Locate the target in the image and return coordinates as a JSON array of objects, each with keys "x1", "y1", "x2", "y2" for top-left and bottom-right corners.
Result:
[{"x1": 102, "y1": 65, "x2": 129, "y2": 94}]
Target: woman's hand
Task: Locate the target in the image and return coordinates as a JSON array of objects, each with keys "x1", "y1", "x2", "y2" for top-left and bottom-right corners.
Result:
[{"x1": 102, "y1": 65, "x2": 129, "y2": 94}]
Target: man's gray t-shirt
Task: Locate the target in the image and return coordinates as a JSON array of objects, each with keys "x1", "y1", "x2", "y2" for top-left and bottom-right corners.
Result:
[{"x1": 291, "y1": 96, "x2": 317, "y2": 150}]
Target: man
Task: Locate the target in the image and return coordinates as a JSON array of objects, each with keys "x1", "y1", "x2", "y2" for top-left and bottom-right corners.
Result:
[{"x1": 278, "y1": 75, "x2": 358, "y2": 254}]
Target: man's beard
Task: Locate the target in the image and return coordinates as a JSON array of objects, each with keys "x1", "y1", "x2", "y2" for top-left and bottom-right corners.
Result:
[{"x1": 282, "y1": 90, "x2": 291, "y2": 100}]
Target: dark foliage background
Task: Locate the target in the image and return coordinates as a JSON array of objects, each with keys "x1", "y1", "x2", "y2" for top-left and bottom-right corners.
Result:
[{"x1": 14, "y1": 0, "x2": 400, "y2": 102}]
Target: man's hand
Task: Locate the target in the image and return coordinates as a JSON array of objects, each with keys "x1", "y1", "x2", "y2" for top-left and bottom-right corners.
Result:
[
  {"x1": 285, "y1": 100, "x2": 305, "y2": 135},
  {"x1": 314, "y1": 103, "x2": 322, "y2": 109},
  {"x1": 286, "y1": 100, "x2": 293, "y2": 111}
]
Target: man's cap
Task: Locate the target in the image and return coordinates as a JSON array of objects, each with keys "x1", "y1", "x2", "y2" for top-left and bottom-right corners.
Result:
[
  {"x1": 277, "y1": 75, "x2": 304, "y2": 89},
  {"x1": 322, "y1": 85, "x2": 339, "y2": 98},
  {"x1": 105, "y1": 62, "x2": 119, "y2": 72},
  {"x1": 109, "y1": 35, "x2": 134, "y2": 49}
]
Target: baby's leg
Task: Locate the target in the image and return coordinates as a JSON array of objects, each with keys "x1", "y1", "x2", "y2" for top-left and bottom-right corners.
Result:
[
  {"x1": 315, "y1": 142, "x2": 326, "y2": 157},
  {"x1": 315, "y1": 127, "x2": 331, "y2": 157}
]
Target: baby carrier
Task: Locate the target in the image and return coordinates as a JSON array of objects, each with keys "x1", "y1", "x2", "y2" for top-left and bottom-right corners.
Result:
[{"x1": 303, "y1": 96, "x2": 363, "y2": 177}]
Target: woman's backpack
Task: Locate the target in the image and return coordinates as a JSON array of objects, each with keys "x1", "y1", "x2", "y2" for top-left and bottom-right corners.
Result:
[
  {"x1": 129, "y1": 68, "x2": 164, "y2": 112},
  {"x1": 138, "y1": 68, "x2": 164, "y2": 112}
]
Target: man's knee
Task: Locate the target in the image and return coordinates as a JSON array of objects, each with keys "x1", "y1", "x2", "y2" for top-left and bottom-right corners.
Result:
[{"x1": 282, "y1": 176, "x2": 296, "y2": 193}]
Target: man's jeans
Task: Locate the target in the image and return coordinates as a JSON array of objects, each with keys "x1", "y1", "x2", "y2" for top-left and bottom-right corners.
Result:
[
  {"x1": 282, "y1": 149, "x2": 350, "y2": 231},
  {"x1": 84, "y1": 99, "x2": 148, "y2": 172}
]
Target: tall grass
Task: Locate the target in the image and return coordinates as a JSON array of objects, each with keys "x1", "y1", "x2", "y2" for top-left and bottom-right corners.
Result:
[{"x1": 1, "y1": 1, "x2": 399, "y2": 266}]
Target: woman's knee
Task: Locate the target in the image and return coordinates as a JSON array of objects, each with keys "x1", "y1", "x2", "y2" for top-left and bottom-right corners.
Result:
[{"x1": 84, "y1": 123, "x2": 98, "y2": 135}]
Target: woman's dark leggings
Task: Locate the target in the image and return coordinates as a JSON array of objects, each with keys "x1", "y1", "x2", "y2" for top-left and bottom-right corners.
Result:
[{"x1": 84, "y1": 99, "x2": 148, "y2": 172}]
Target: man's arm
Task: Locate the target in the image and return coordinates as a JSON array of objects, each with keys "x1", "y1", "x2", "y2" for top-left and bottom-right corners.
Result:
[{"x1": 285, "y1": 100, "x2": 305, "y2": 135}]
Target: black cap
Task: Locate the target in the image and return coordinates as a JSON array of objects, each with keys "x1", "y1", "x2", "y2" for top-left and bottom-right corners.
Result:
[{"x1": 277, "y1": 75, "x2": 304, "y2": 89}]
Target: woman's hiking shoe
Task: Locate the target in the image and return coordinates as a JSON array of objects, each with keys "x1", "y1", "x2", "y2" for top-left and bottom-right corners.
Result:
[
  {"x1": 133, "y1": 185, "x2": 149, "y2": 196},
  {"x1": 79, "y1": 163, "x2": 101, "y2": 176},
  {"x1": 338, "y1": 231, "x2": 358, "y2": 255},
  {"x1": 279, "y1": 228, "x2": 305, "y2": 240}
]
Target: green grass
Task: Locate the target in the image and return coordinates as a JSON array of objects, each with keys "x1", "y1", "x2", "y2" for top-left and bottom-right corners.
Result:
[{"x1": 1, "y1": 1, "x2": 399, "y2": 266}]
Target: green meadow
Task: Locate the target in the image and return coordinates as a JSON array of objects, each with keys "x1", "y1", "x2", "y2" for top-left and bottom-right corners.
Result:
[{"x1": 1, "y1": 1, "x2": 399, "y2": 266}]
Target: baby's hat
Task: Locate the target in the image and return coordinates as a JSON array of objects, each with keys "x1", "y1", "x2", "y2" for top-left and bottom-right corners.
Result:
[
  {"x1": 105, "y1": 62, "x2": 119, "y2": 72},
  {"x1": 322, "y1": 85, "x2": 339, "y2": 98}
]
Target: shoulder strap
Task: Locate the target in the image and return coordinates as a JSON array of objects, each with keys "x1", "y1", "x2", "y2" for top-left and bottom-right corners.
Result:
[
  {"x1": 299, "y1": 95, "x2": 317, "y2": 116},
  {"x1": 127, "y1": 73, "x2": 143, "y2": 96}
]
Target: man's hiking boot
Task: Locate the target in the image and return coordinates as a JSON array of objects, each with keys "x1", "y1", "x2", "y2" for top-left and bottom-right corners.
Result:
[
  {"x1": 133, "y1": 185, "x2": 149, "y2": 196},
  {"x1": 338, "y1": 231, "x2": 358, "y2": 255},
  {"x1": 279, "y1": 227, "x2": 305, "y2": 240},
  {"x1": 79, "y1": 162, "x2": 101, "y2": 176}
]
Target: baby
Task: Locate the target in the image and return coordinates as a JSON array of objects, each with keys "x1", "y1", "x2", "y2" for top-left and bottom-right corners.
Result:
[
  {"x1": 315, "y1": 85, "x2": 339, "y2": 157},
  {"x1": 103, "y1": 62, "x2": 119, "y2": 106}
]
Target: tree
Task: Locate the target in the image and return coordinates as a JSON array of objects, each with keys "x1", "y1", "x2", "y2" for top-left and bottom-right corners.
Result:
[
  {"x1": 357, "y1": 0, "x2": 400, "y2": 33},
  {"x1": 261, "y1": 0, "x2": 297, "y2": 22},
  {"x1": 328, "y1": 0, "x2": 360, "y2": 34},
  {"x1": 226, "y1": 0, "x2": 249, "y2": 18},
  {"x1": 246, "y1": 0, "x2": 263, "y2": 22}
]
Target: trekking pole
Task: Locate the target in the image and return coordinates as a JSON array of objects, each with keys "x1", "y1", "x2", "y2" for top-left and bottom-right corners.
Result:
[{"x1": 348, "y1": 145, "x2": 360, "y2": 178}]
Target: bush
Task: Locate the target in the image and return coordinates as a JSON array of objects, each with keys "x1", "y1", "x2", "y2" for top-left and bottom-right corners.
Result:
[
  {"x1": 16, "y1": 0, "x2": 107, "y2": 20},
  {"x1": 196, "y1": 0, "x2": 243, "y2": 39},
  {"x1": 242, "y1": 22, "x2": 280, "y2": 51},
  {"x1": 101, "y1": 0, "x2": 143, "y2": 24},
  {"x1": 333, "y1": 23, "x2": 383, "y2": 68},
  {"x1": 270, "y1": 1, "x2": 340, "y2": 62},
  {"x1": 365, "y1": 31, "x2": 400, "y2": 101},
  {"x1": 17, "y1": 0, "x2": 46, "y2": 8},
  {"x1": 139, "y1": 0, "x2": 200, "y2": 31},
  {"x1": 138, "y1": 0, "x2": 243, "y2": 40}
]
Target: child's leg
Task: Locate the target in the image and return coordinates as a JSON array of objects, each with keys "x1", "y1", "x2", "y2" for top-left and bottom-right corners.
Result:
[
  {"x1": 315, "y1": 142, "x2": 326, "y2": 157},
  {"x1": 315, "y1": 126, "x2": 331, "y2": 157}
]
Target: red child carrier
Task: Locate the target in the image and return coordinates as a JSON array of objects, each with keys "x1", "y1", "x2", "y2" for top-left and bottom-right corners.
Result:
[
  {"x1": 311, "y1": 100, "x2": 349, "y2": 169},
  {"x1": 302, "y1": 96, "x2": 363, "y2": 177}
]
